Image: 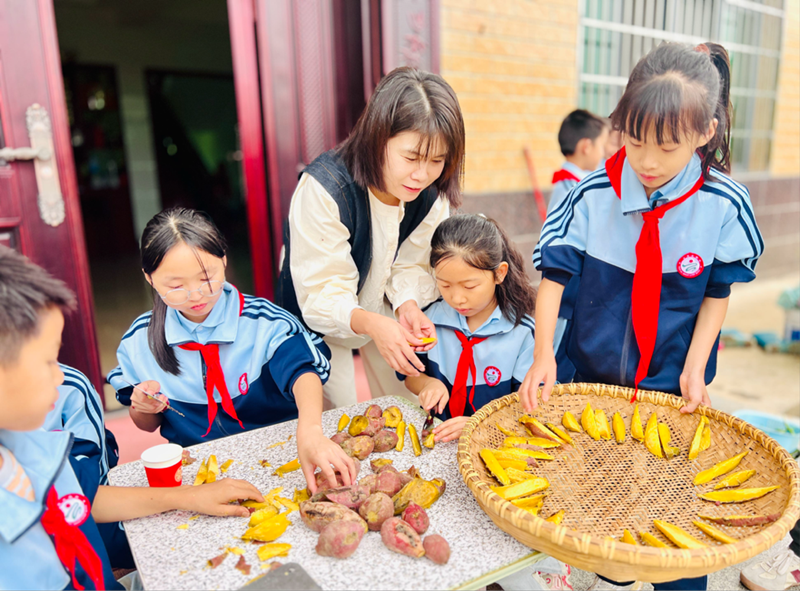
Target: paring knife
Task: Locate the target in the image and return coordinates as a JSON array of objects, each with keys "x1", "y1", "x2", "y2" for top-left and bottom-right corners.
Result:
[{"x1": 121, "y1": 379, "x2": 186, "y2": 417}]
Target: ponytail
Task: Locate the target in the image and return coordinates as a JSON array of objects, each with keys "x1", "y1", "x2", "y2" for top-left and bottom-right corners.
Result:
[
  {"x1": 430, "y1": 214, "x2": 536, "y2": 326},
  {"x1": 140, "y1": 208, "x2": 227, "y2": 375},
  {"x1": 702, "y1": 42, "x2": 732, "y2": 174}
]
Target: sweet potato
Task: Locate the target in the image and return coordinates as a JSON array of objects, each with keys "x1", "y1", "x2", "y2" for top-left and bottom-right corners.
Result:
[
  {"x1": 365, "y1": 404, "x2": 383, "y2": 419},
  {"x1": 376, "y1": 463, "x2": 399, "y2": 475},
  {"x1": 299, "y1": 501, "x2": 367, "y2": 534},
  {"x1": 341, "y1": 436, "x2": 374, "y2": 460},
  {"x1": 323, "y1": 485, "x2": 370, "y2": 511},
  {"x1": 423, "y1": 535, "x2": 450, "y2": 565},
  {"x1": 402, "y1": 502, "x2": 429, "y2": 534},
  {"x1": 375, "y1": 470, "x2": 403, "y2": 497},
  {"x1": 314, "y1": 471, "x2": 345, "y2": 491},
  {"x1": 315, "y1": 520, "x2": 365, "y2": 559},
  {"x1": 361, "y1": 417, "x2": 386, "y2": 437},
  {"x1": 358, "y1": 474, "x2": 378, "y2": 494},
  {"x1": 397, "y1": 471, "x2": 414, "y2": 487},
  {"x1": 370, "y1": 458, "x2": 393, "y2": 471},
  {"x1": 373, "y1": 430, "x2": 399, "y2": 452},
  {"x1": 358, "y1": 492, "x2": 394, "y2": 531},
  {"x1": 380, "y1": 517, "x2": 425, "y2": 558},
  {"x1": 331, "y1": 432, "x2": 351, "y2": 445},
  {"x1": 382, "y1": 406, "x2": 403, "y2": 428}
]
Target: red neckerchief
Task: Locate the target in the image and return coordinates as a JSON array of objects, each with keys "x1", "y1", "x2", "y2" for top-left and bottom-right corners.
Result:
[
  {"x1": 449, "y1": 331, "x2": 489, "y2": 417},
  {"x1": 41, "y1": 487, "x2": 105, "y2": 591},
  {"x1": 552, "y1": 169, "x2": 581, "y2": 184},
  {"x1": 605, "y1": 147, "x2": 705, "y2": 401},
  {"x1": 178, "y1": 291, "x2": 246, "y2": 436}
]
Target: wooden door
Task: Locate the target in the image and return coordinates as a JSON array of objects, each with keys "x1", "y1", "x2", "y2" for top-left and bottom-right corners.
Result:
[{"x1": 0, "y1": 0, "x2": 102, "y2": 390}]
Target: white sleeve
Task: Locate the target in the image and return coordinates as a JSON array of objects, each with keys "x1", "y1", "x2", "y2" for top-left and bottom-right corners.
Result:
[
  {"x1": 288, "y1": 174, "x2": 362, "y2": 339},
  {"x1": 386, "y1": 197, "x2": 449, "y2": 311}
]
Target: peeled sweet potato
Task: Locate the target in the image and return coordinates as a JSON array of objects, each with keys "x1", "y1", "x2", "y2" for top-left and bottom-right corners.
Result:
[
  {"x1": 358, "y1": 474, "x2": 378, "y2": 494},
  {"x1": 365, "y1": 404, "x2": 383, "y2": 419},
  {"x1": 358, "y1": 492, "x2": 394, "y2": 531},
  {"x1": 361, "y1": 417, "x2": 386, "y2": 437},
  {"x1": 375, "y1": 470, "x2": 403, "y2": 497},
  {"x1": 373, "y1": 430, "x2": 399, "y2": 453},
  {"x1": 331, "y1": 432, "x2": 351, "y2": 445},
  {"x1": 380, "y1": 517, "x2": 425, "y2": 558},
  {"x1": 402, "y1": 502, "x2": 429, "y2": 534},
  {"x1": 315, "y1": 520, "x2": 365, "y2": 559},
  {"x1": 299, "y1": 501, "x2": 367, "y2": 534},
  {"x1": 370, "y1": 458, "x2": 393, "y2": 471},
  {"x1": 341, "y1": 436, "x2": 374, "y2": 460},
  {"x1": 382, "y1": 406, "x2": 402, "y2": 428},
  {"x1": 323, "y1": 485, "x2": 370, "y2": 511},
  {"x1": 423, "y1": 535, "x2": 450, "y2": 565}
]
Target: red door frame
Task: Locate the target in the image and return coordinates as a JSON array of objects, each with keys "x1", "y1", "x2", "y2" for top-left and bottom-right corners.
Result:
[{"x1": 0, "y1": 0, "x2": 103, "y2": 392}]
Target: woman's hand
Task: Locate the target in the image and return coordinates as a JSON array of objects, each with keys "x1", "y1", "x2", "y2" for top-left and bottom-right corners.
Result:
[
  {"x1": 297, "y1": 425, "x2": 357, "y2": 493},
  {"x1": 433, "y1": 416, "x2": 469, "y2": 443},
  {"x1": 396, "y1": 300, "x2": 437, "y2": 353},
  {"x1": 174, "y1": 479, "x2": 264, "y2": 518},
  {"x1": 418, "y1": 378, "x2": 449, "y2": 415},
  {"x1": 518, "y1": 348, "x2": 557, "y2": 413},
  {"x1": 679, "y1": 370, "x2": 712, "y2": 414},
  {"x1": 352, "y1": 310, "x2": 425, "y2": 376},
  {"x1": 130, "y1": 380, "x2": 169, "y2": 414}
]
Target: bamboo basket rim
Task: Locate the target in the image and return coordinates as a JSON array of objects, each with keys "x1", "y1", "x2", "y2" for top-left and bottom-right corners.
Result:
[{"x1": 457, "y1": 383, "x2": 800, "y2": 576}]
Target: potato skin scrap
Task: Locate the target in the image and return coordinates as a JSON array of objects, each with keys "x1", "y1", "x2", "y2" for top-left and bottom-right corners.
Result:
[
  {"x1": 380, "y1": 517, "x2": 425, "y2": 558},
  {"x1": 208, "y1": 552, "x2": 227, "y2": 568},
  {"x1": 697, "y1": 513, "x2": 780, "y2": 527},
  {"x1": 235, "y1": 555, "x2": 252, "y2": 575},
  {"x1": 315, "y1": 520, "x2": 365, "y2": 559}
]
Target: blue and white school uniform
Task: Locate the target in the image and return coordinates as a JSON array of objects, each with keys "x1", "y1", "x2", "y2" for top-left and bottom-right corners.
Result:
[
  {"x1": 45, "y1": 364, "x2": 133, "y2": 569},
  {"x1": 549, "y1": 161, "x2": 590, "y2": 383},
  {"x1": 0, "y1": 429, "x2": 121, "y2": 590},
  {"x1": 108, "y1": 283, "x2": 331, "y2": 447},
  {"x1": 534, "y1": 149, "x2": 763, "y2": 394},
  {"x1": 408, "y1": 299, "x2": 535, "y2": 420}
]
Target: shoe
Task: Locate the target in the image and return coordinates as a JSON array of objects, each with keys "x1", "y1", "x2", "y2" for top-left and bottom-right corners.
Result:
[
  {"x1": 497, "y1": 559, "x2": 572, "y2": 590},
  {"x1": 741, "y1": 549, "x2": 800, "y2": 591},
  {"x1": 586, "y1": 576, "x2": 643, "y2": 590},
  {"x1": 530, "y1": 565, "x2": 573, "y2": 590}
]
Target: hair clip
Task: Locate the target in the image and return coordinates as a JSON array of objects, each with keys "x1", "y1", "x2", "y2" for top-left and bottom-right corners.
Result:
[{"x1": 694, "y1": 43, "x2": 710, "y2": 54}]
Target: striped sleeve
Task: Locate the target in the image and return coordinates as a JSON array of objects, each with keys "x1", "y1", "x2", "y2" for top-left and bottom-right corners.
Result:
[{"x1": 107, "y1": 312, "x2": 151, "y2": 406}]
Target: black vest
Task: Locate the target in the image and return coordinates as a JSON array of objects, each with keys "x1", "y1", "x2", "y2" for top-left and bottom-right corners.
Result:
[{"x1": 276, "y1": 149, "x2": 440, "y2": 330}]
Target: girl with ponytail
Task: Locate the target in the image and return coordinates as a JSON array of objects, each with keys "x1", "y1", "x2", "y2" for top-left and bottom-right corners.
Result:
[
  {"x1": 402, "y1": 214, "x2": 537, "y2": 442},
  {"x1": 523, "y1": 42, "x2": 764, "y2": 589},
  {"x1": 108, "y1": 208, "x2": 355, "y2": 492}
]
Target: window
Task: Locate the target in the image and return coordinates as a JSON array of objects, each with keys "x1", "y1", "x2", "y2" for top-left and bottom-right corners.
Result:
[{"x1": 578, "y1": 0, "x2": 785, "y2": 172}]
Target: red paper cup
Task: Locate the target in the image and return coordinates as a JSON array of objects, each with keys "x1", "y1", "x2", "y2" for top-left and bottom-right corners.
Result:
[{"x1": 141, "y1": 443, "x2": 184, "y2": 487}]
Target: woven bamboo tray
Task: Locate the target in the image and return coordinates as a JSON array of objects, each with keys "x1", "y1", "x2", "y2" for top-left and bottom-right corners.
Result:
[{"x1": 457, "y1": 383, "x2": 800, "y2": 583}]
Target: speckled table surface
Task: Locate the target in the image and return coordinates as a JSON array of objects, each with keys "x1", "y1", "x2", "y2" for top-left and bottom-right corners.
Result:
[{"x1": 108, "y1": 396, "x2": 541, "y2": 590}]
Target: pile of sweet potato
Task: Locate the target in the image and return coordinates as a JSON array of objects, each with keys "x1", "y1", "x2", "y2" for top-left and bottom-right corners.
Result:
[
  {"x1": 302, "y1": 456, "x2": 449, "y2": 563},
  {"x1": 332, "y1": 404, "x2": 405, "y2": 460}
]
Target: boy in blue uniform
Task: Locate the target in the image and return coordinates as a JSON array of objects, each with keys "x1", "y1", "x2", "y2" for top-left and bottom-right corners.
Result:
[
  {"x1": 521, "y1": 43, "x2": 763, "y2": 591},
  {"x1": 549, "y1": 109, "x2": 610, "y2": 385},
  {"x1": 45, "y1": 364, "x2": 133, "y2": 569},
  {"x1": 0, "y1": 246, "x2": 265, "y2": 590},
  {"x1": 107, "y1": 208, "x2": 355, "y2": 492}
]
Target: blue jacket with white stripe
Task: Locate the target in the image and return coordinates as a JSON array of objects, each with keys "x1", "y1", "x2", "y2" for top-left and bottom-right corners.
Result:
[
  {"x1": 108, "y1": 284, "x2": 331, "y2": 447},
  {"x1": 533, "y1": 152, "x2": 763, "y2": 394}
]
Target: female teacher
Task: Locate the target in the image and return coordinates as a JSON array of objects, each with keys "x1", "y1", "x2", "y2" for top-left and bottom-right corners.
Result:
[{"x1": 277, "y1": 67, "x2": 465, "y2": 408}]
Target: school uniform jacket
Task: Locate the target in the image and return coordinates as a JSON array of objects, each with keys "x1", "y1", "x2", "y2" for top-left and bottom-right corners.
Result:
[
  {"x1": 407, "y1": 300, "x2": 536, "y2": 420},
  {"x1": 108, "y1": 283, "x2": 331, "y2": 447},
  {"x1": 45, "y1": 365, "x2": 133, "y2": 569},
  {"x1": 533, "y1": 152, "x2": 763, "y2": 393},
  {"x1": 0, "y1": 429, "x2": 121, "y2": 590}
]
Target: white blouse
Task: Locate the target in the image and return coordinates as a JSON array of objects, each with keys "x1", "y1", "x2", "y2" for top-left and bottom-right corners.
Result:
[{"x1": 288, "y1": 173, "x2": 448, "y2": 345}]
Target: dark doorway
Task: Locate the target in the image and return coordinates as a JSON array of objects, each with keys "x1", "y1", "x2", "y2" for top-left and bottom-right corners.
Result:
[{"x1": 146, "y1": 70, "x2": 252, "y2": 293}]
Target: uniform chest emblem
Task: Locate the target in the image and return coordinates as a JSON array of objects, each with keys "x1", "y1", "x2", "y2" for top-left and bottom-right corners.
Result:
[
  {"x1": 239, "y1": 373, "x2": 249, "y2": 395},
  {"x1": 484, "y1": 366, "x2": 502, "y2": 387},
  {"x1": 677, "y1": 253, "x2": 704, "y2": 278},
  {"x1": 57, "y1": 493, "x2": 91, "y2": 527}
]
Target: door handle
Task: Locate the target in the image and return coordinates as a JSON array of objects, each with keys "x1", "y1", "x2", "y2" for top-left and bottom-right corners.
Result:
[{"x1": 0, "y1": 104, "x2": 65, "y2": 227}]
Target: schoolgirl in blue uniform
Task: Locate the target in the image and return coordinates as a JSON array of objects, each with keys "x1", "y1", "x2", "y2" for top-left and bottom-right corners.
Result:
[
  {"x1": 108, "y1": 208, "x2": 355, "y2": 490},
  {"x1": 45, "y1": 364, "x2": 135, "y2": 569},
  {"x1": 521, "y1": 43, "x2": 763, "y2": 591},
  {"x1": 402, "y1": 214, "x2": 537, "y2": 442},
  {"x1": 0, "y1": 245, "x2": 266, "y2": 590}
]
